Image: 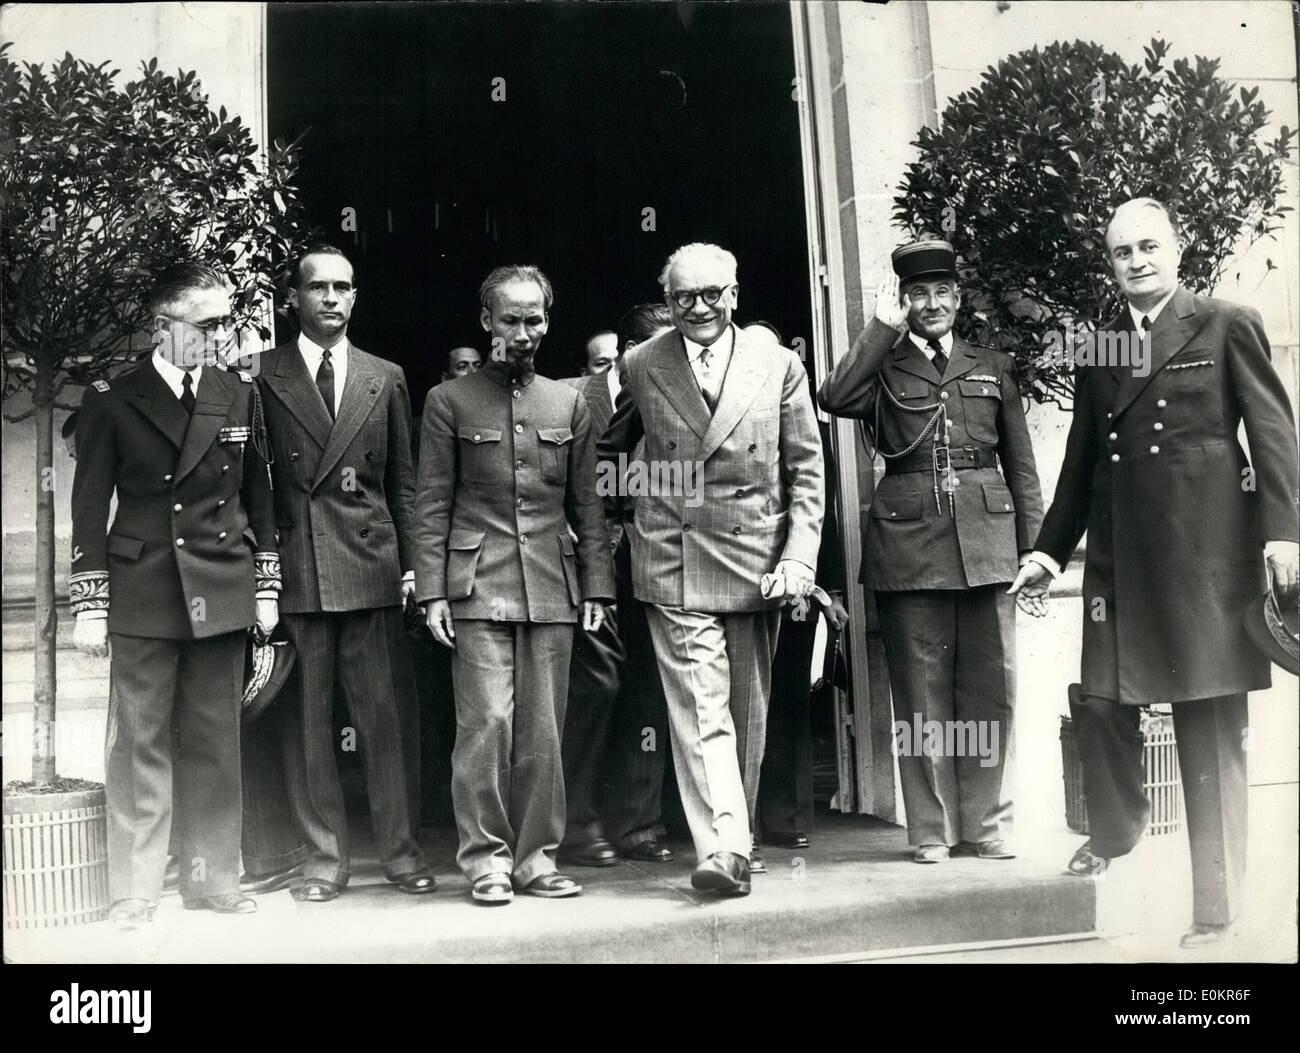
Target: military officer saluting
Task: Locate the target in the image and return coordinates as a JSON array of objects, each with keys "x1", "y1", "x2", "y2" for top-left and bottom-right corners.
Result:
[
  {"x1": 71, "y1": 261, "x2": 281, "y2": 928},
  {"x1": 416, "y1": 265, "x2": 614, "y2": 905},
  {"x1": 818, "y1": 239, "x2": 1043, "y2": 862}
]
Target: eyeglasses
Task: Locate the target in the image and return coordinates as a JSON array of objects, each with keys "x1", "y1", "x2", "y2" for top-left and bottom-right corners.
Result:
[{"x1": 668, "y1": 284, "x2": 735, "y2": 311}]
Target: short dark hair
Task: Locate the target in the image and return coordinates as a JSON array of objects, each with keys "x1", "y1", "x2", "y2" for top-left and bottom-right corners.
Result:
[
  {"x1": 616, "y1": 302, "x2": 672, "y2": 351},
  {"x1": 480, "y1": 265, "x2": 554, "y2": 313},
  {"x1": 447, "y1": 345, "x2": 481, "y2": 368},
  {"x1": 146, "y1": 260, "x2": 229, "y2": 317},
  {"x1": 289, "y1": 242, "x2": 353, "y2": 289}
]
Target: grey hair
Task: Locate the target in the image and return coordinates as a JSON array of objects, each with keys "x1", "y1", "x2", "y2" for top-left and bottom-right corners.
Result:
[
  {"x1": 657, "y1": 243, "x2": 739, "y2": 290},
  {"x1": 480, "y1": 264, "x2": 554, "y2": 312},
  {"x1": 1104, "y1": 197, "x2": 1184, "y2": 244}
]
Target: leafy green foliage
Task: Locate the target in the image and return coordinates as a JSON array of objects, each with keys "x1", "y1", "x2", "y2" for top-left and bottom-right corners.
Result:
[
  {"x1": 894, "y1": 38, "x2": 1295, "y2": 408},
  {"x1": 1, "y1": 46, "x2": 310, "y2": 401}
]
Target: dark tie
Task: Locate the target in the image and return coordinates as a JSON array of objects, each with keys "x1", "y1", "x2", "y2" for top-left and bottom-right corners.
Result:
[
  {"x1": 1141, "y1": 314, "x2": 1152, "y2": 333},
  {"x1": 179, "y1": 371, "x2": 195, "y2": 416},
  {"x1": 927, "y1": 339, "x2": 948, "y2": 378},
  {"x1": 316, "y1": 347, "x2": 336, "y2": 420}
]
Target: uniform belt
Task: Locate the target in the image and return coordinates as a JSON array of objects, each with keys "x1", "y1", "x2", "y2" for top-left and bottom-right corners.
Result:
[{"x1": 885, "y1": 445, "x2": 998, "y2": 475}]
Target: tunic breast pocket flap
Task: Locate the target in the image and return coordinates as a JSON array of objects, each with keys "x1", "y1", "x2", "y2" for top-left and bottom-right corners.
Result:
[
  {"x1": 958, "y1": 379, "x2": 1002, "y2": 400},
  {"x1": 538, "y1": 427, "x2": 574, "y2": 485},
  {"x1": 458, "y1": 426, "x2": 503, "y2": 484},
  {"x1": 106, "y1": 534, "x2": 145, "y2": 561},
  {"x1": 982, "y1": 483, "x2": 1015, "y2": 514},
  {"x1": 871, "y1": 493, "x2": 922, "y2": 521}
]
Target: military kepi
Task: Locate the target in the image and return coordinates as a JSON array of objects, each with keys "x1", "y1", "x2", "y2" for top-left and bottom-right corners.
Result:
[{"x1": 892, "y1": 238, "x2": 958, "y2": 283}]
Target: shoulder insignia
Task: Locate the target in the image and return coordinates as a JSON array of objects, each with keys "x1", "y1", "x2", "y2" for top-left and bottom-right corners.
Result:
[
  {"x1": 92, "y1": 380, "x2": 110, "y2": 392},
  {"x1": 237, "y1": 371, "x2": 253, "y2": 383}
]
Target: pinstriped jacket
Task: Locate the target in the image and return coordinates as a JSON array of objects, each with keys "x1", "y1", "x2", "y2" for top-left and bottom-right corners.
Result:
[
  {"x1": 598, "y1": 325, "x2": 825, "y2": 613},
  {"x1": 258, "y1": 340, "x2": 416, "y2": 613}
]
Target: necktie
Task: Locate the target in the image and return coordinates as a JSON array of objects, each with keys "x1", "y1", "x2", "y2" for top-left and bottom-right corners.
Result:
[
  {"x1": 1141, "y1": 315, "x2": 1152, "y2": 332},
  {"x1": 317, "y1": 347, "x2": 336, "y2": 420},
  {"x1": 180, "y1": 371, "x2": 195, "y2": 415},
  {"x1": 698, "y1": 346, "x2": 718, "y2": 411},
  {"x1": 927, "y1": 339, "x2": 948, "y2": 378}
]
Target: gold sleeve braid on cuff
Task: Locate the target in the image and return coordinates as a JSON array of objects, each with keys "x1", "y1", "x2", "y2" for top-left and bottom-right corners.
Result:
[
  {"x1": 254, "y1": 551, "x2": 283, "y2": 593},
  {"x1": 69, "y1": 571, "x2": 110, "y2": 616}
]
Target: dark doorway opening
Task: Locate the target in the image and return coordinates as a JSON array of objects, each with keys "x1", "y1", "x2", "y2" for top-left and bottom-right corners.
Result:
[
  {"x1": 268, "y1": 1, "x2": 812, "y2": 400},
  {"x1": 268, "y1": 1, "x2": 826, "y2": 826}
]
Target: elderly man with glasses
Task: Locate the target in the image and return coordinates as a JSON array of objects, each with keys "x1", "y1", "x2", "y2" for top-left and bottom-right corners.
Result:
[
  {"x1": 70, "y1": 260, "x2": 281, "y2": 929},
  {"x1": 598, "y1": 243, "x2": 824, "y2": 896}
]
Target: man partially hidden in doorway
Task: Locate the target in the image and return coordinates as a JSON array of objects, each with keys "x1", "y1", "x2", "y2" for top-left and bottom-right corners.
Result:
[
  {"x1": 416, "y1": 265, "x2": 614, "y2": 905},
  {"x1": 819, "y1": 240, "x2": 1043, "y2": 864}
]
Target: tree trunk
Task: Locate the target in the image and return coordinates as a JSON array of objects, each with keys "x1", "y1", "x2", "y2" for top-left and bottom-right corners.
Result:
[{"x1": 32, "y1": 368, "x2": 58, "y2": 783}]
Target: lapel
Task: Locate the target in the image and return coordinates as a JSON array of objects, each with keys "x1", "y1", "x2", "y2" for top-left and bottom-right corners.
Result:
[
  {"x1": 941, "y1": 337, "x2": 979, "y2": 385},
  {"x1": 1111, "y1": 286, "x2": 1204, "y2": 422},
  {"x1": 891, "y1": 333, "x2": 944, "y2": 384},
  {"x1": 698, "y1": 326, "x2": 771, "y2": 462},
  {"x1": 312, "y1": 344, "x2": 384, "y2": 491},
  {"x1": 647, "y1": 331, "x2": 712, "y2": 441},
  {"x1": 131, "y1": 358, "x2": 190, "y2": 451},
  {"x1": 175, "y1": 367, "x2": 235, "y2": 484},
  {"x1": 587, "y1": 374, "x2": 615, "y2": 435},
  {"x1": 267, "y1": 342, "x2": 333, "y2": 450}
]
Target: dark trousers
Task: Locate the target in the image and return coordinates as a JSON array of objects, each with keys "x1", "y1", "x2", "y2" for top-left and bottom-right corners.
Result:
[
  {"x1": 758, "y1": 609, "x2": 817, "y2": 837},
  {"x1": 561, "y1": 602, "x2": 624, "y2": 846},
  {"x1": 275, "y1": 607, "x2": 424, "y2": 885},
  {"x1": 450, "y1": 619, "x2": 574, "y2": 884},
  {"x1": 875, "y1": 586, "x2": 1016, "y2": 846},
  {"x1": 106, "y1": 630, "x2": 244, "y2": 903},
  {"x1": 1069, "y1": 690, "x2": 1248, "y2": 927}
]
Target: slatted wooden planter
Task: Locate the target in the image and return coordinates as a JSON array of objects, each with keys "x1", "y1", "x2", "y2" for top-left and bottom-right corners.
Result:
[
  {"x1": 1060, "y1": 710, "x2": 1182, "y2": 837},
  {"x1": 3, "y1": 787, "x2": 110, "y2": 929}
]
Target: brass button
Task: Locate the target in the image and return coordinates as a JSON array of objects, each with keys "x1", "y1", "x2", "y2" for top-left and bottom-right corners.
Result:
[
  {"x1": 163, "y1": 474, "x2": 173, "y2": 482},
  {"x1": 1106, "y1": 412, "x2": 1113, "y2": 420},
  {"x1": 173, "y1": 503, "x2": 183, "y2": 512},
  {"x1": 515, "y1": 460, "x2": 525, "y2": 470},
  {"x1": 1108, "y1": 432, "x2": 1117, "y2": 441},
  {"x1": 889, "y1": 511, "x2": 897, "y2": 518},
  {"x1": 360, "y1": 528, "x2": 369, "y2": 537},
  {"x1": 1110, "y1": 453, "x2": 1120, "y2": 463},
  {"x1": 1150, "y1": 445, "x2": 1160, "y2": 455},
  {"x1": 682, "y1": 523, "x2": 692, "y2": 532},
  {"x1": 1153, "y1": 422, "x2": 1164, "y2": 431},
  {"x1": 940, "y1": 391, "x2": 950, "y2": 400},
  {"x1": 218, "y1": 531, "x2": 227, "y2": 541},
  {"x1": 748, "y1": 443, "x2": 757, "y2": 452},
  {"x1": 512, "y1": 390, "x2": 521, "y2": 400},
  {"x1": 514, "y1": 424, "x2": 523, "y2": 433},
  {"x1": 217, "y1": 499, "x2": 225, "y2": 508},
  {"x1": 668, "y1": 440, "x2": 677, "y2": 450},
  {"x1": 175, "y1": 537, "x2": 185, "y2": 547},
  {"x1": 517, "y1": 498, "x2": 525, "y2": 509},
  {"x1": 221, "y1": 464, "x2": 229, "y2": 473},
  {"x1": 290, "y1": 451, "x2": 300, "y2": 460},
  {"x1": 1156, "y1": 399, "x2": 1167, "y2": 409},
  {"x1": 981, "y1": 387, "x2": 989, "y2": 394},
  {"x1": 520, "y1": 534, "x2": 528, "y2": 544},
  {"x1": 735, "y1": 489, "x2": 744, "y2": 498},
  {"x1": 473, "y1": 433, "x2": 481, "y2": 441},
  {"x1": 1004, "y1": 503, "x2": 1011, "y2": 511},
  {"x1": 732, "y1": 526, "x2": 742, "y2": 535}
]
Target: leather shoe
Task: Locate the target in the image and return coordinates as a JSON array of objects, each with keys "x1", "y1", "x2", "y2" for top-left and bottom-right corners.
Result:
[
  {"x1": 391, "y1": 870, "x2": 437, "y2": 894},
  {"x1": 914, "y1": 844, "x2": 950, "y2": 863},
  {"x1": 1180, "y1": 924, "x2": 1228, "y2": 949},
  {"x1": 971, "y1": 839, "x2": 1016, "y2": 860},
  {"x1": 292, "y1": 878, "x2": 341, "y2": 903},
  {"x1": 565, "y1": 839, "x2": 618, "y2": 867},
  {"x1": 240, "y1": 861, "x2": 303, "y2": 895},
  {"x1": 766, "y1": 831, "x2": 809, "y2": 850},
  {"x1": 183, "y1": 893, "x2": 257, "y2": 914},
  {"x1": 1066, "y1": 840, "x2": 1109, "y2": 877},
  {"x1": 622, "y1": 840, "x2": 673, "y2": 863},
  {"x1": 108, "y1": 898, "x2": 154, "y2": 931},
  {"x1": 691, "y1": 851, "x2": 751, "y2": 896}
]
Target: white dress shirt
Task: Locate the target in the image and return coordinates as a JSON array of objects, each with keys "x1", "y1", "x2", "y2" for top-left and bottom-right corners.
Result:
[
  {"x1": 296, "y1": 331, "x2": 348, "y2": 417},
  {"x1": 908, "y1": 330, "x2": 954, "y2": 360},
  {"x1": 152, "y1": 349, "x2": 202, "y2": 400},
  {"x1": 1127, "y1": 286, "x2": 1177, "y2": 333},
  {"x1": 606, "y1": 364, "x2": 621, "y2": 407},
  {"x1": 683, "y1": 324, "x2": 735, "y2": 404}
]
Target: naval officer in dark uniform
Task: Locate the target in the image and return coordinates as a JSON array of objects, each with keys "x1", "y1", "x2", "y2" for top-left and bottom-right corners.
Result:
[
  {"x1": 415, "y1": 265, "x2": 615, "y2": 905},
  {"x1": 70, "y1": 261, "x2": 281, "y2": 928},
  {"x1": 818, "y1": 240, "x2": 1043, "y2": 862}
]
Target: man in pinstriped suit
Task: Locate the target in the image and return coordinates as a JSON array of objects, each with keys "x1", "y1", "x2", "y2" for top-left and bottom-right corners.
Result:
[
  {"x1": 598, "y1": 244, "x2": 824, "y2": 896},
  {"x1": 240, "y1": 243, "x2": 434, "y2": 901}
]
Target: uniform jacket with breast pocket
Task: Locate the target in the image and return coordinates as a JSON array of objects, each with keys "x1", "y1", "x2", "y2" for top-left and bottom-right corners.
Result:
[
  {"x1": 258, "y1": 340, "x2": 415, "y2": 614},
  {"x1": 414, "y1": 364, "x2": 614, "y2": 623},
  {"x1": 69, "y1": 359, "x2": 279, "y2": 638},
  {"x1": 818, "y1": 318, "x2": 1043, "y2": 591}
]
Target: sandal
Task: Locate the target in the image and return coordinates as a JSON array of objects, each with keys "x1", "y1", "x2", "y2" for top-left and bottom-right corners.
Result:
[
  {"x1": 521, "y1": 873, "x2": 583, "y2": 898},
  {"x1": 472, "y1": 872, "x2": 514, "y2": 905}
]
